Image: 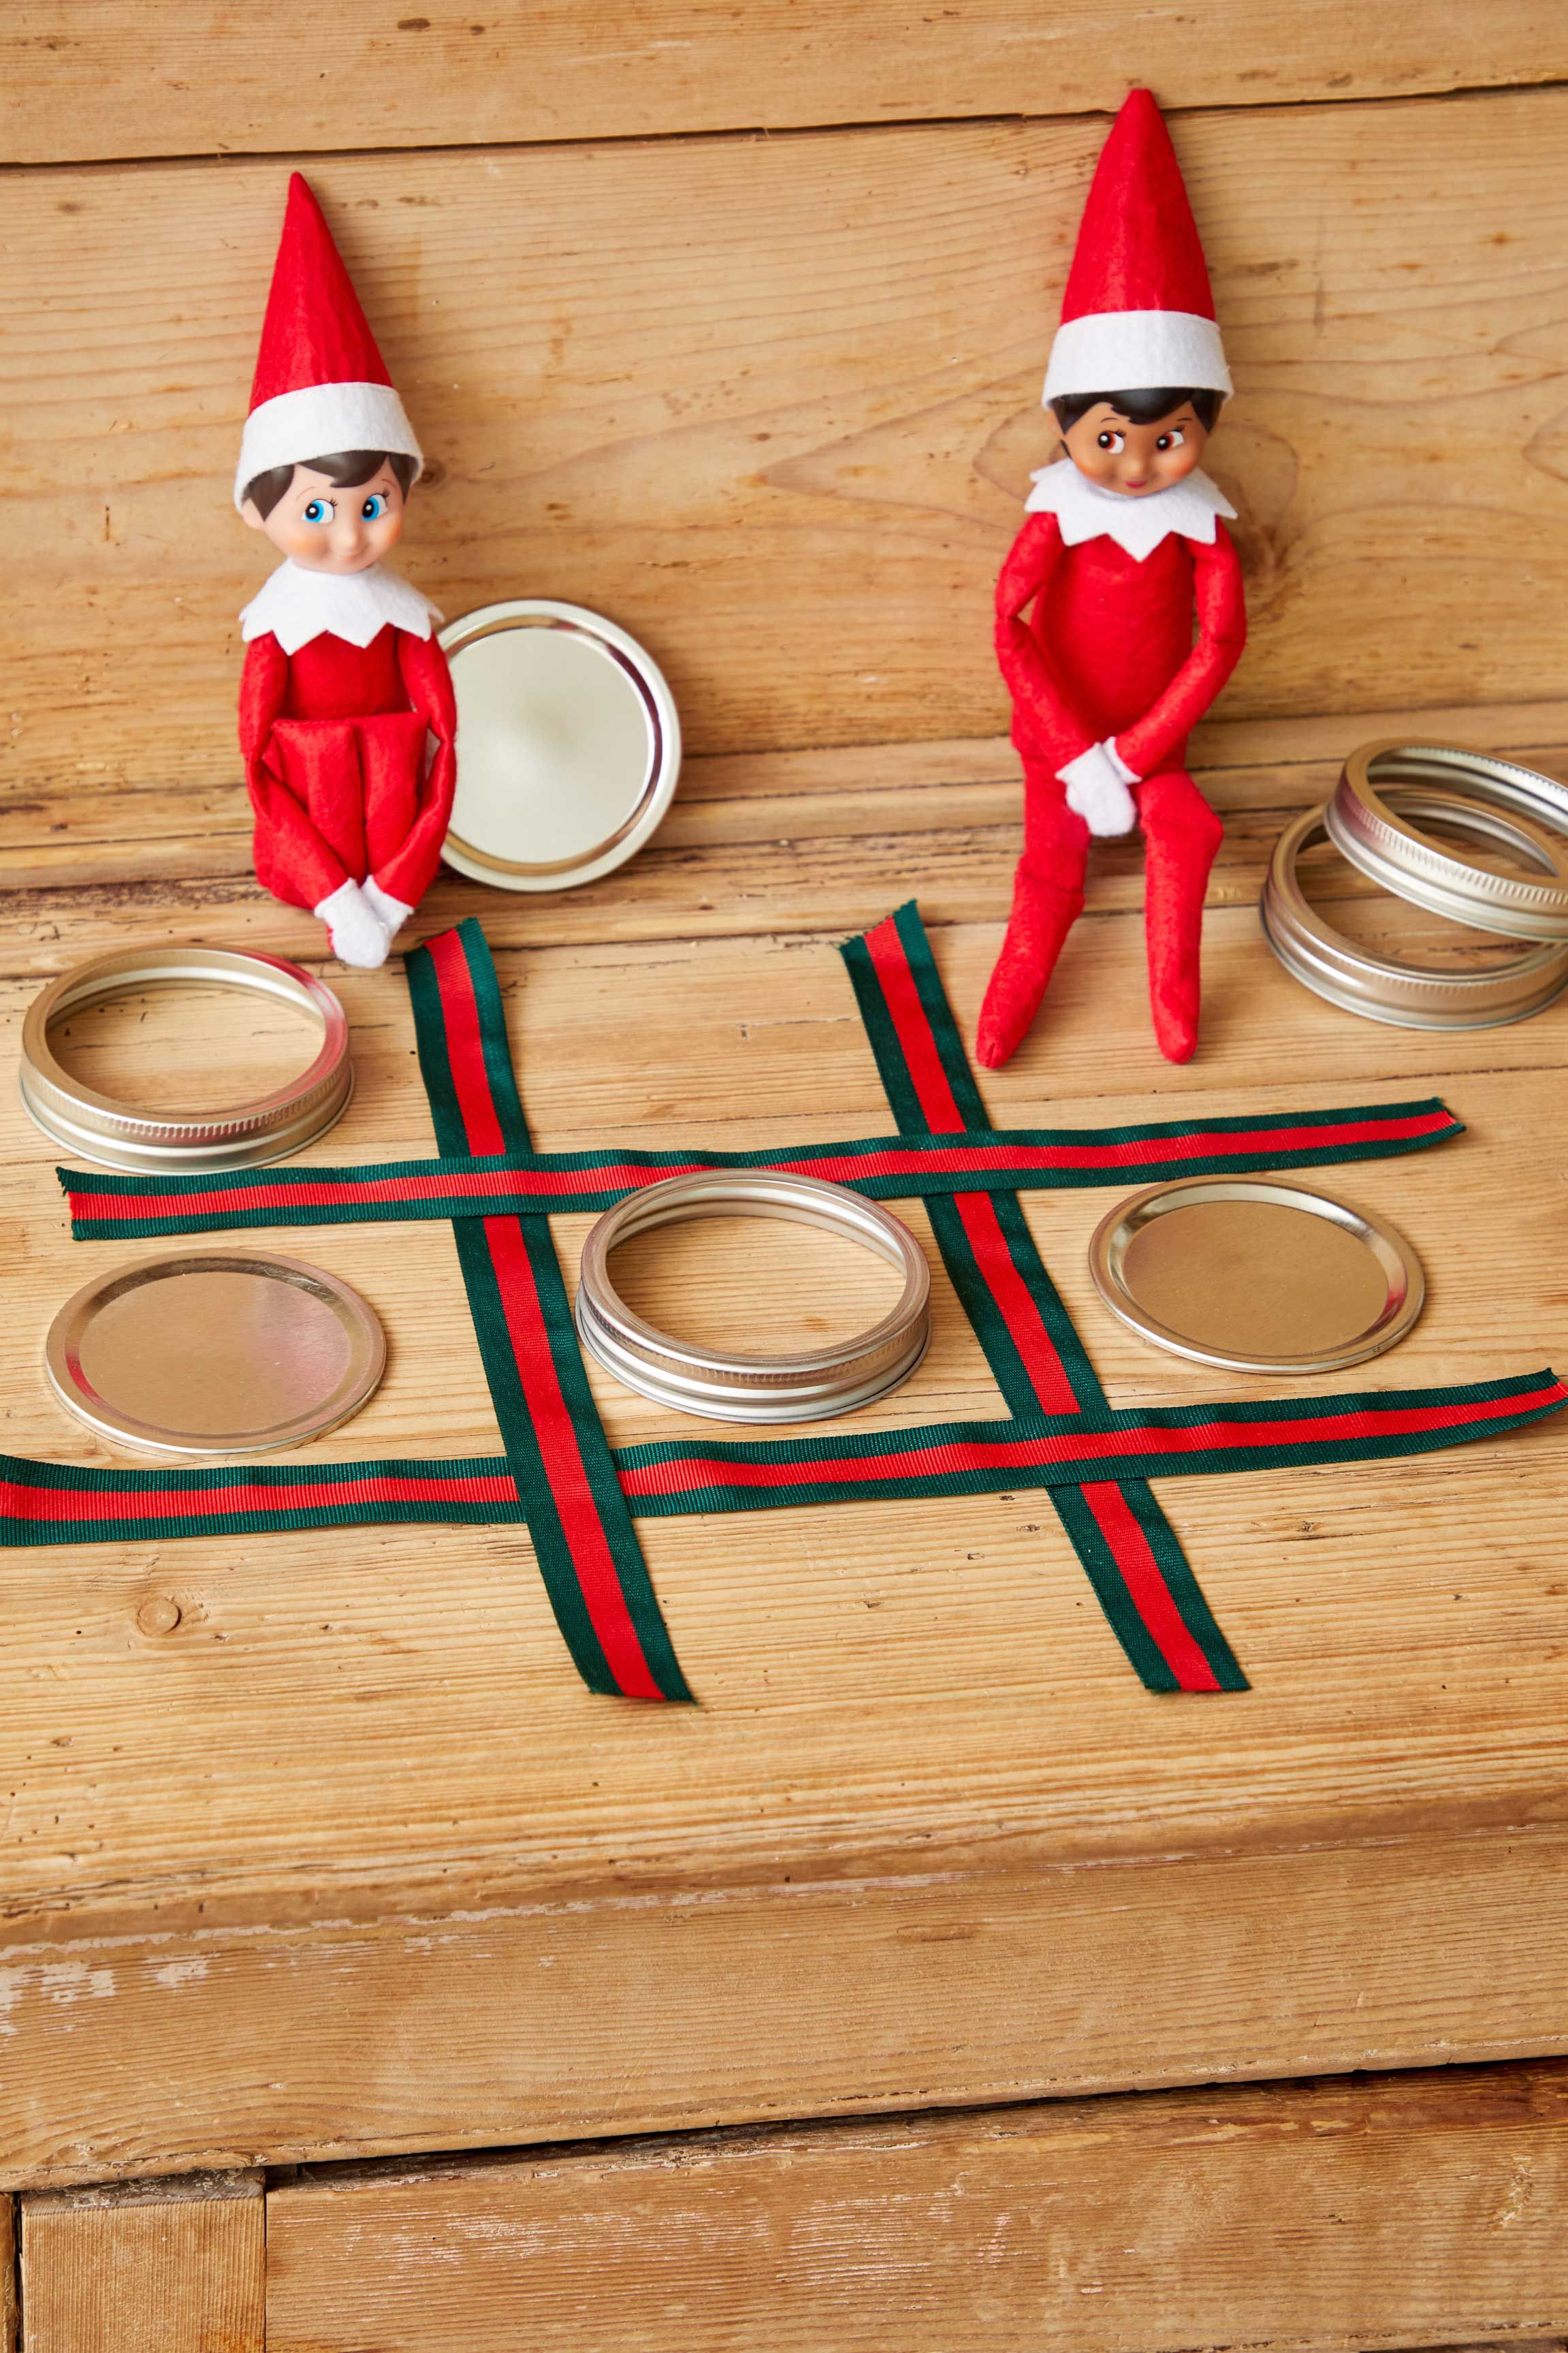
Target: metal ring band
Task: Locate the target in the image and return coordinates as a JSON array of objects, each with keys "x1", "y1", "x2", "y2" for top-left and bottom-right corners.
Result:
[
  {"x1": 1328, "y1": 740, "x2": 1568, "y2": 939},
  {"x1": 575, "y1": 1170, "x2": 931, "y2": 1424},
  {"x1": 1262, "y1": 793, "x2": 1568, "y2": 1030},
  {"x1": 20, "y1": 947, "x2": 353, "y2": 1173}
]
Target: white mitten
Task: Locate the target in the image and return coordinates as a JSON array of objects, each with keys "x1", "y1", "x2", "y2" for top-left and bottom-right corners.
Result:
[
  {"x1": 314, "y1": 878, "x2": 391, "y2": 970},
  {"x1": 1057, "y1": 738, "x2": 1138, "y2": 838},
  {"x1": 362, "y1": 876, "x2": 415, "y2": 944}
]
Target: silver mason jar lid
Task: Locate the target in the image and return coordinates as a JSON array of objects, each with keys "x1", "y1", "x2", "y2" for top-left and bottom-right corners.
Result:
[
  {"x1": 45, "y1": 1249, "x2": 385, "y2": 1457},
  {"x1": 1328, "y1": 740, "x2": 1568, "y2": 939},
  {"x1": 575, "y1": 1169, "x2": 931, "y2": 1424},
  {"x1": 1088, "y1": 1174, "x2": 1424, "y2": 1376},
  {"x1": 438, "y1": 599, "x2": 681, "y2": 893},
  {"x1": 19, "y1": 946, "x2": 353, "y2": 1173},
  {"x1": 1261, "y1": 795, "x2": 1568, "y2": 1030}
]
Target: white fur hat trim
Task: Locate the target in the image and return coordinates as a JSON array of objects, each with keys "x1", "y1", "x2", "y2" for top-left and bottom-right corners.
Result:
[
  {"x1": 236, "y1": 381, "x2": 423, "y2": 511},
  {"x1": 1043, "y1": 309, "x2": 1231, "y2": 405}
]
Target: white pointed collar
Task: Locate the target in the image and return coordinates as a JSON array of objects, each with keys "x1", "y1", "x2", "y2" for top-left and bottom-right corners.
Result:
[
  {"x1": 239, "y1": 560, "x2": 443, "y2": 654},
  {"x1": 1024, "y1": 462, "x2": 1236, "y2": 563}
]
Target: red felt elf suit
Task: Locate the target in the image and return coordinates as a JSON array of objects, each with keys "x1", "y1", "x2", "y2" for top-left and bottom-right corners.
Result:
[
  {"x1": 235, "y1": 175, "x2": 456, "y2": 970},
  {"x1": 976, "y1": 91, "x2": 1247, "y2": 1069}
]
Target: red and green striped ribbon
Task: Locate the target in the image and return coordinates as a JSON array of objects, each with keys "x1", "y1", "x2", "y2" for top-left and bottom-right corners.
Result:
[
  {"x1": 59, "y1": 1102, "x2": 1461, "y2": 1239},
  {"x1": 841, "y1": 901, "x2": 1247, "y2": 1690},
  {"x1": 406, "y1": 921, "x2": 691, "y2": 1703},
  {"x1": 613, "y1": 1372, "x2": 1568, "y2": 1502},
  {"x1": 12, "y1": 907, "x2": 1563, "y2": 1710},
  {"x1": 0, "y1": 1371, "x2": 1558, "y2": 1542}
]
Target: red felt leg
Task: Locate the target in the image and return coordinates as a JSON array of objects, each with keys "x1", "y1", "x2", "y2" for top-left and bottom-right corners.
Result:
[
  {"x1": 359, "y1": 712, "x2": 430, "y2": 877},
  {"x1": 269, "y1": 717, "x2": 370, "y2": 887},
  {"x1": 976, "y1": 770, "x2": 1090, "y2": 1069},
  {"x1": 1136, "y1": 767, "x2": 1223, "y2": 1064}
]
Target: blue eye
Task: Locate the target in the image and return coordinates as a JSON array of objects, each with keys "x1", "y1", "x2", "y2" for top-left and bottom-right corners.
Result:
[
  {"x1": 362, "y1": 493, "x2": 387, "y2": 521},
  {"x1": 302, "y1": 499, "x2": 330, "y2": 524}
]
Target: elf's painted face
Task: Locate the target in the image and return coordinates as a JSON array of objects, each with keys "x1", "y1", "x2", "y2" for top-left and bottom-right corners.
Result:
[
  {"x1": 1061, "y1": 402, "x2": 1209, "y2": 498},
  {"x1": 242, "y1": 461, "x2": 407, "y2": 572}
]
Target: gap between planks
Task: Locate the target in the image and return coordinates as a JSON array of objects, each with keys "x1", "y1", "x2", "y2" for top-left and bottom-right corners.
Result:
[
  {"x1": 3, "y1": 702, "x2": 1566, "y2": 899},
  {"x1": 7, "y1": 2, "x2": 1568, "y2": 169}
]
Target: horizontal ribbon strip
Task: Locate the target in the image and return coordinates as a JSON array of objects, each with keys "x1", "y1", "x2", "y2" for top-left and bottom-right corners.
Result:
[
  {"x1": 0, "y1": 1371, "x2": 1559, "y2": 1545},
  {"x1": 60, "y1": 1103, "x2": 1463, "y2": 1239},
  {"x1": 618, "y1": 1370, "x2": 1568, "y2": 1508}
]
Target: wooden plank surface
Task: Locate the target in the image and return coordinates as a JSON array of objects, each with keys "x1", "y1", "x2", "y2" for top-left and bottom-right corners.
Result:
[
  {"x1": 20, "y1": 2173, "x2": 264, "y2": 2353},
  {"x1": 5, "y1": 1, "x2": 1565, "y2": 167},
  {"x1": 5, "y1": 699, "x2": 1567, "y2": 899},
  {"x1": 6, "y1": 52, "x2": 1568, "y2": 2198},
  {"x1": 6, "y1": 86, "x2": 1568, "y2": 786},
  {"x1": 12, "y1": 1827, "x2": 1568, "y2": 2189},
  {"x1": 0, "y1": 2201, "x2": 13, "y2": 2353},
  {"x1": 2, "y1": 702, "x2": 1568, "y2": 2181},
  {"x1": 265, "y1": 2064, "x2": 1568, "y2": 2352}
]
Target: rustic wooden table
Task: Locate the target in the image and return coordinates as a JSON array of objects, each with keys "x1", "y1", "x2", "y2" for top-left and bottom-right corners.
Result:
[
  {"x1": 8, "y1": 708, "x2": 1568, "y2": 2346},
  {"x1": 5, "y1": 6, "x2": 1568, "y2": 2345}
]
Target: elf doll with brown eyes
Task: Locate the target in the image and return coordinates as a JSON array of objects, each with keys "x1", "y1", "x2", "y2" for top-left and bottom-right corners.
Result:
[
  {"x1": 235, "y1": 174, "x2": 456, "y2": 970},
  {"x1": 977, "y1": 89, "x2": 1247, "y2": 1068}
]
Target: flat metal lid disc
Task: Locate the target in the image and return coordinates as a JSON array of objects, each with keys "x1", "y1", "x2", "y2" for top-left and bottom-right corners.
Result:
[
  {"x1": 1089, "y1": 1178, "x2": 1424, "y2": 1374},
  {"x1": 46, "y1": 1252, "x2": 385, "y2": 1457},
  {"x1": 439, "y1": 600, "x2": 680, "y2": 891}
]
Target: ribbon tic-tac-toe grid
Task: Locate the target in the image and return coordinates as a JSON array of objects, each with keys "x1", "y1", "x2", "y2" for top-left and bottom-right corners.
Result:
[{"x1": 42, "y1": 906, "x2": 1568, "y2": 1702}]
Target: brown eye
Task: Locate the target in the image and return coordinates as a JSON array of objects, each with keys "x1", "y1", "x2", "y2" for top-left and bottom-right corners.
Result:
[
  {"x1": 1096, "y1": 430, "x2": 1125, "y2": 452},
  {"x1": 1156, "y1": 427, "x2": 1186, "y2": 452}
]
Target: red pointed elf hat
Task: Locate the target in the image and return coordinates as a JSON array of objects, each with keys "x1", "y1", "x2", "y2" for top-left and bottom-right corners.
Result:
[
  {"x1": 1042, "y1": 89, "x2": 1230, "y2": 407},
  {"x1": 235, "y1": 174, "x2": 423, "y2": 510}
]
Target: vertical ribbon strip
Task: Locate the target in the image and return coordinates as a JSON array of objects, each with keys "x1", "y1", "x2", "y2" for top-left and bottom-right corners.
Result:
[
  {"x1": 842, "y1": 902, "x2": 1247, "y2": 1693},
  {"x1": 406, "y1": 921, "x2": 692, "y2": 1703}
]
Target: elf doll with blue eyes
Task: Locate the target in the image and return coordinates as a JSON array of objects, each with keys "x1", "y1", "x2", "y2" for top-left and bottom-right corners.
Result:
[
  {"x1": 235, "y1": 174, "x2": 456, "y2": 970},
  {"x1": 977, "y1": 89, "x2": 1247, "y2": 1068}
]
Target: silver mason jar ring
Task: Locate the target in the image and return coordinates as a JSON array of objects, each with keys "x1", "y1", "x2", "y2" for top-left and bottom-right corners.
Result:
[
  {"x1": 1261, "y1": 794, "x2": 1568, "y2": 1031},
  {"x1": 574, "y1": 1170, "x2": 931, "y2": 1423},
  {"x1": 1328, "y1": 739, "x2": 1568, "y2": 940},
  {"x1": 19, "y1": 946, "x2": 353, "y2": 1173}
]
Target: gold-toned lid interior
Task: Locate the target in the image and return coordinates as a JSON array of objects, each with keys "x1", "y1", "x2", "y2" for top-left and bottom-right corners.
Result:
[
  {"x1": 1090, "y1": 1178, "x2": 1424, "y2": 1374},
  {"x1": 1121, "y1": 1199, "x2": 1392, "y2": 1359}
]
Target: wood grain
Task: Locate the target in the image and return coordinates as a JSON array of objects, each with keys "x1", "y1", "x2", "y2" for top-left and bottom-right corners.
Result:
[
  {"x1": 6, "y1": 88, "x2": 1568, "y2": 785},
  {"x1": 1, "y1": 832, "x2": 1568, "y2": 2182},
  {"x1": 7, "y1": 45, "x2": 1568, "y2": 2209},
  {"x1": 264, "y1": 2064, "x2": 1568, "y2": 2352},
  {"x1": 20, "y1": 2173, "x2": 263, "y2": 2353},
  {"x1": 4, "y1": 699, "x2": 1567, "y2": 899},
  {"x1": 0, "y1": 2200, "x2": 13, "y2": 2353},
  {"x1": 6, "y1": 1, "x2": 1565, "y2": 167},
  {"x1": 10, "y1": 1829, "x2": 1568, "y2": 2190}
]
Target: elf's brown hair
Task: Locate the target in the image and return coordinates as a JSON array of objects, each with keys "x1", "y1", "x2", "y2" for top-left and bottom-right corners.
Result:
[
  {"x1": 1049, "y1": 387, "x2": 1222, "y2": 435},
  {"x1": 242, "y1": 449, "x2": 417, "y2": 519}
]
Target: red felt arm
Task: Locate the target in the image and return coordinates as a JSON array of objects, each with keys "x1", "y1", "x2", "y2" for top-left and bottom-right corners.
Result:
[
  {"x1": 993, "y1": 513, "x2": 1101, "y2": 772},
  {"x1": 1111, "y1": 522, "x2": 1247, "y2": 779},
  {"x1": 238, "y1": 634, "x2": 351, "y2": 912},
  {"x1": 374, "y1": 630, "x2": 460, "y2": 910}
]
